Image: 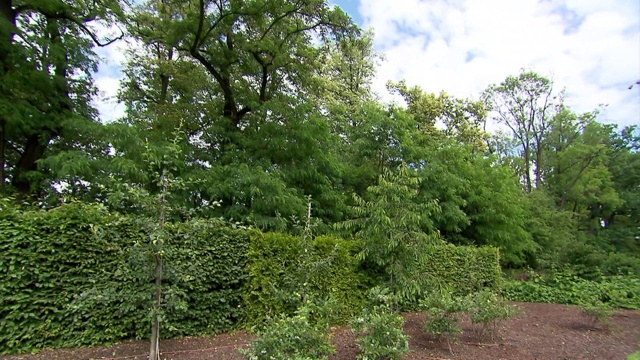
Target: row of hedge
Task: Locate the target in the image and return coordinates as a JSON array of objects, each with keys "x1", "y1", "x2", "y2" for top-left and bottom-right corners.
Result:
[
  {"x1": 0, "y1": 202, "x2": 249, "y2": 353},
  {"x1": 0, "y1": 201, "x2": 502, "y2": 354}
]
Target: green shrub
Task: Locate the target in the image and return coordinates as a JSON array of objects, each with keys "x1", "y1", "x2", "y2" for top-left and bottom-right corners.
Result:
[
  {"x1": 627, "y1": 351, "x2": 640, "y2": 360},
  {"x1": 465, "y1": 290, "x2": 520, "y2": 340},
  {"x1": 504, "y1": 269, "x2": 640, "y2": 309},
  {"x1": 350, "y1": 310, "x2": 409, "y2": 360},
  {"x1": 421, "y1": 289, "x2": 468, "y2": 354},
  {"x1": 350, "y1": 287, "x2": 409, "y2": 360},
  {"x1": 241, "y1": 304, "x2": 334, "y2": 360},
  {"x1": 579, "y1": 300, "x2": 615, "y2": 329}
]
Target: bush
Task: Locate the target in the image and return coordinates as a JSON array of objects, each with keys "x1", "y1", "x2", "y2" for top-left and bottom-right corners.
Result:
[
  {"x1": 504, "y1": 269, "x2": 640, "y2": 309},
  {"x1": 241, "y1": 304, "x2": 334, "y2": 360},
  {"x1": 579, "y1": 300, "x2": 615, "y2": 329},
  {"x1": 465, "y1": 290, "x2": 520, "y2": 340},
  {"x1": 350, "y1": 288, "x2": 409, "y2": 360},
  {"x1": 421, "y1": 289, "x2": 468, "y2": 354},
  {"x1": 628, "y1": 351, "x2": 640, "y2": 360}
]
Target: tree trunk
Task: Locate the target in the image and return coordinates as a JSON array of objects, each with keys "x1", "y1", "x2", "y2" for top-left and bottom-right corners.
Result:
[
  {"x1": 149, "y1": 251, "x2": 162, "y2": 360},
  {"x1": 149, "y1": 175, "x2": 167, "y2": 360}
]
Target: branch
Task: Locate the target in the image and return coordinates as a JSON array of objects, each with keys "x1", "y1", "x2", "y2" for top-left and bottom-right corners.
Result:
[{"x1": 14, "y1": 4, "x2": 124, "y2": 47}]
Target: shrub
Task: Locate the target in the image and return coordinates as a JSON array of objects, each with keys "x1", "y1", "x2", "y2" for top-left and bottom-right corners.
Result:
[
  {"x1": 465, "y1": 290, "x2": 520, "y2": 341},
  {"x1": 628, "y1": 351, "x2": 640, "y2": 360},
  {"x1": 579, "y1": 300, "x2": 616, "y2": 330},
  {"x1": 350, "y1": 288, "x2": 409, "y2": 360},
  {"x1": 421, "y1": 289, "x2": 468, "y2": 354},
  {"x1": 241, "y1": 304, "x2": 334, "y2": 360},
  {"x1": 504, "y1": 269, "x2": 640, "y2": 310}
]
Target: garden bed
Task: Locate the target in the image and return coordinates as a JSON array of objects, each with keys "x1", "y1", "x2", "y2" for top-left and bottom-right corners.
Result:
[{"x1": 3, "y1": 302, "x2": 639, "y2": 360}]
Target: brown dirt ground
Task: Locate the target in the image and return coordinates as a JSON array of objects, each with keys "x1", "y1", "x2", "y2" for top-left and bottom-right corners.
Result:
[{"x1": 2, "y1": 302, "x2": 639, "y2": 360}]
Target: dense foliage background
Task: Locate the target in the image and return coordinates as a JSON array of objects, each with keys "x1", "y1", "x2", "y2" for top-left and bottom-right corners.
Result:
[{"x1": 0, "y1": 0, "x2": 638, "y2": 356}]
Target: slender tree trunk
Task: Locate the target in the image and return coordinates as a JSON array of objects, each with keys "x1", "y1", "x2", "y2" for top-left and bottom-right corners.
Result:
[
  {"x1": 150, "y1": 175, "x2": 167, "y2": 360},
  {"x1": 149, "y1": 252, "x2": 162, "y2": 360}
]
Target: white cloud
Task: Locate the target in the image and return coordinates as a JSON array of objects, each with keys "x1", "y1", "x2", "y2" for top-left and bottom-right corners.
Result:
[{"x1": 359, "y1": 0, "x2": 640, "y2": 127}]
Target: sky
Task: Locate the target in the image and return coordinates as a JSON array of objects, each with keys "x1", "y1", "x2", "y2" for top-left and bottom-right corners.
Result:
[{"x1": 93, "y1": 0, "x2": 640, "y2": 128}]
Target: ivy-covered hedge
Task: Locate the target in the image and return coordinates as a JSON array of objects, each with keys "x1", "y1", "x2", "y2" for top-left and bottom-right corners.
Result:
[
  {"x1": 0, "y1": 202, "x2": 249, "y2": 354},
  {"x1": 419, "y1": 244, "x2": 503, "y2": 295},
  {"x1": 242, "y1": 232, "x2": 367, "y2": 329}
]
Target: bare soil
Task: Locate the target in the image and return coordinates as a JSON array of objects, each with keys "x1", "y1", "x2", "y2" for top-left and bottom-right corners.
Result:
[{"x1": 3, "y1": 302, "x2": 639, "y2": 360}]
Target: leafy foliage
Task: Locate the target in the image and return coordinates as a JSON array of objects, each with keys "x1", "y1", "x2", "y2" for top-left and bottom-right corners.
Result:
[
  {"x1": 0, "y1": 201, "x2": 250, "y2": 354},
  {"x1": 579, "y1": 300, "x2": 615, "y2": 329},
  {"x1": 465, "y1": 290, "x2": 520, "y2": 340},
  {"x1": 416, "y1": 244, "x2": 503, "y2": 298},
  {"x1": 350, "y1": 309, "x2": 409, "y2": 360},
  {"x1": 242, "y1": 232, "x2": 366, "y2": 329},
  {"x1": 241, "y1": 303, "x2": 335, "y2": 360},
  {"x1": 504, "y1": 269, "x2": 640, "y2": 310},
  {"x1": 421, "y1": 289, "x2": 468, "y2": 354}
]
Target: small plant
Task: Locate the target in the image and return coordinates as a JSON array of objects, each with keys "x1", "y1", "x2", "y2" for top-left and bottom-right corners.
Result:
[
  {"x1": 627, "y1": 351, "x2": 640, "y2": 360},
  {"x1": 240, "y1": 304, "x2": 334, "y2": 360},
  {"x1": 579, "y1": 300, "x2": 615, "y2": 330},
  {"x1": 350, "y1": 289, "x2": 409, "y2": 360},
  {"x1": 421, "y1": 288, "x2": 467, "y2": 355},
  {"x1": 465, "y1": 289, "x2": 520, "y2": 341}
]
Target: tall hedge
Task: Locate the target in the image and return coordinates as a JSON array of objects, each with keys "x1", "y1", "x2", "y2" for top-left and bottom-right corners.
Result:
[
  {"x1": 419, "y1": 244, "x2": 503, "y2": 295},
  {"x1": 242, "y1": 232, "x2": 367, "y2": 328},
  {"x1": 0, "y1": 201, "x2": 249, "y2": 354}
]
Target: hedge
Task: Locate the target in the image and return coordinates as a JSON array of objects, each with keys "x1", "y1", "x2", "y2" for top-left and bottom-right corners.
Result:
[
  {"x1": 0, "y1": 202, "x2": 249, "y2": 354},
  {"x1": 418, "y1": 243, "x2": 503, "y2": 295},
  {"x1": 242, "y1": 232, "x2": 367, "y2": 329}
]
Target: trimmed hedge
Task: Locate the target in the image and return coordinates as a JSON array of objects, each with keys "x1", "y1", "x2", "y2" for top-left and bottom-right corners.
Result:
[
  {"x1": 0, "y1": 202, "x2": 249, "y2": 354},
  {"x1": 242, "y1": 232, "x2": 367, "y2": 329},
  {"x1": 419, "y1": 244, "x2": 503, "y2": 295}
]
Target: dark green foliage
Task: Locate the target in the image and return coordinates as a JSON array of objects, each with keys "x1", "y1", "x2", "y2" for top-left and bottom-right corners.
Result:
[
  {"x1": 161, "y1": 219, "x2": 250, "y2": 336},
  {"x1": 348, "y1": 287, "x2": 409, "y2": 360},
  {"x1": 242, "y1": 232, "x2": 366, "y2": 329},
  {"x1": 0, "y1": 201, "x2": 142, "y2": 352},
  {"x1": 416, "y1": 244, "x2": 503, "y2": 296},
  {"x1": 0, "y1": 201, "x2": 250, "y2": 354},
  {"x1": 504, "y1": 269, "x2": 640, "y2": 309}
]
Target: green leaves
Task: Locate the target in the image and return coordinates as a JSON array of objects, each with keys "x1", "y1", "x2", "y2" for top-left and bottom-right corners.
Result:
[{"x1": 0, "y1": 203, "x2": 251, "y2": 354}]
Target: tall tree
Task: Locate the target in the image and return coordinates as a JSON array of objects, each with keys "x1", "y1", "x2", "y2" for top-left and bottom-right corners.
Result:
[
  {"x1": 0, "y1": 0, "x2": 124, "y2": 198},
  {"x1": 482, "y1": 71, "x2": 563, "y2": 192}
]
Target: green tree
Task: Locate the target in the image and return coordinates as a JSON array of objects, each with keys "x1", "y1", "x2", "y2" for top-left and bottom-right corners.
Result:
[
  {"x1": 483, "y1": 71, "x2": 563, "y2": 192},
  {"x1": 338, "y1": 164, "x2": 441, "y2": 303},
  {"x1": 0, "y1": 0, "x2": 125, "y2": 198}
]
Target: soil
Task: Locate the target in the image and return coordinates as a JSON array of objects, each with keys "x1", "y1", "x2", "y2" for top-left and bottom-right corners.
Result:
[{"x1": 2, "y1": 302, "x2": 639, "y2": 360}]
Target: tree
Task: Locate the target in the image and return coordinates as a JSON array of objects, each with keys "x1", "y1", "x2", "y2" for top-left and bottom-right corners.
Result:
[
  {"x1": 0, "y1": 0, "x2": 125, "y2": 198},
  {"x1": 482, "y1": 71, "x2": 563, "y2": 192},
  {"x1": 337, "y1": 164, "x2": 441, "y2": 303},
  {"x1": 388, "y1": 81, "x2": 489, "y2": 152}
]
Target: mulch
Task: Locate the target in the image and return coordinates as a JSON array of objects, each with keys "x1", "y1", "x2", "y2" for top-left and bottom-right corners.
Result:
[{"x1": 3, "y1": 302, "x2": 639, "y2": 360}]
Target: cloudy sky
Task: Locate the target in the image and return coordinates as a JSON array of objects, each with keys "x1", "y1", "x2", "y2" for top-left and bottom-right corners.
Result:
[{"x1": 94, "y1": 0, "x2": 640, "y2": 127}]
